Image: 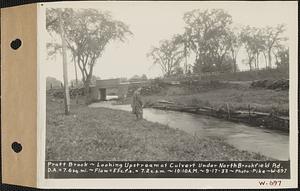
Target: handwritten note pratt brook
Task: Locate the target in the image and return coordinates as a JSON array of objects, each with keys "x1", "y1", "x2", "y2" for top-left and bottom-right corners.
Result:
[{"x1": 46, "y1": 161, "x2": 290, "y2": 179}]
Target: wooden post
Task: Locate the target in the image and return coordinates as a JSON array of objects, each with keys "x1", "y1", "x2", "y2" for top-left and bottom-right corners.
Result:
[
  {"x1": 248, "y1": 104, "x2": 251, "y2": 121},
  {"x1": 226, "y1": 103, "x2": 231, "y2": 119}
]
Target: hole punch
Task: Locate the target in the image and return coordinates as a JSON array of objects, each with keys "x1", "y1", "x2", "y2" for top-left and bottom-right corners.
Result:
[
  {"x1": 11, "y1": 142, "x2": 22, "y2": 153},
  {"x1": 10, "y1": 39, "x2": 22, "y2": 50}
]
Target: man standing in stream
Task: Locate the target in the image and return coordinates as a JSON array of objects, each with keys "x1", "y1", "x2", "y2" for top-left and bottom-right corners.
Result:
[{"x1": 131, "y1": 87, "x2": 143, "y2": 120}]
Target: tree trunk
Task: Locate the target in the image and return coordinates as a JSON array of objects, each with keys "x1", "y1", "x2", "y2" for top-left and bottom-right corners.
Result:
[
  {"x1": 73, "y1": 54, "x2": 79, "y2": 86},
  {"x1": 59, "y1": 9, "x2": 70, "y2": 115},
  {"x1": 273, "y1": 51, "x2": 279, "y2": 67},
  {"x1": 247, "y1": 53, "x2": 253, "y2": 71},
  {"x1": 233, "y1": 58, "x2": 237, "y2": 73},
  {"x1": 84, "y1": 80, "x2": 91, "y2": 105},
  {"x1": 248, "y1": 56, "x2": 253, "y2": 71},
  {"x1": 263, "y1": 52, "x2": 268, "y2": 69},
  {"x1": 84, "y1": 65, "x2": 95, "y2": 105},
  {"x1": 184, "y1": 46, "x2": 188, "y2": 75},
  {"x1": 184, "y1": 54, "x2": 188, "y2": 75},
  {"x1": 256, "y1": 53, "x2": 259, "y2": 70},
  {"x1": 194, "y1": 55, "x2": 201, "y2": 79},
  {"x1": 73, "y1": 54, "x2": 79, "y2": 104},
  {"x1": 268, "y1": 49, "x2": 272, "y2": 68},
  {"x1": 232, "y1": 50, "x2": 237, "y2": 73}
]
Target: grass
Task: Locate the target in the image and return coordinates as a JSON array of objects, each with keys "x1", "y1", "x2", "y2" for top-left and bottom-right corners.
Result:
[
  {"x1": 171, "y1": 89, "x2": 285, "y2": 113},
  {"x1": 126, "y1": 68, "x2": 289, "y2": 116},
  {"x1": 125, "y1": 85, "x2": 289, "y2": 116},
  {"x1": 46, "y1": 96, "x2": 270, "y2": 161},
  {"x1": 124, "y1": 84, "x2": 289, "y2": 116}
]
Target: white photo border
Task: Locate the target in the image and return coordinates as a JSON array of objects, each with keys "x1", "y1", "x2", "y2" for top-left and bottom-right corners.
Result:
[{"x1": 37, "y1": 1, "x2": 298, "y2": 189}]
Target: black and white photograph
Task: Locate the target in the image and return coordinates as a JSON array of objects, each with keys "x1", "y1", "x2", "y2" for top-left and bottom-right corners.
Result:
[{"x1": 40, "y1": 1, "x2": 297, "y2": 189}]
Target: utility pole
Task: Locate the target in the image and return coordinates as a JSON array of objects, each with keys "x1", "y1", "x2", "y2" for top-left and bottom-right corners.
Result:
[
  {"x1": 72, "y1": 53, "x2": 79, "y2": 86},
  {"x1": 74, "y1": 57, "x2": 79, "y2": 86},
  {"x1": 73, "y1": 53, "x2": 79, "y2": 104},
  {"x1": 59, "y1": 9, "x2": 70, "y2": 115}
]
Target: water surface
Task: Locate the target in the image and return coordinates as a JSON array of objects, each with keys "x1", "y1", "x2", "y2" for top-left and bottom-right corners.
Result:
[{"x1": 90, "y1": 101, "x2": 289, "y2": 160}]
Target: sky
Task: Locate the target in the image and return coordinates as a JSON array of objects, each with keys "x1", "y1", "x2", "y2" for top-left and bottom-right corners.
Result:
[{"x1": 44, "y1": 1, "x2": 297, "y2": 82}]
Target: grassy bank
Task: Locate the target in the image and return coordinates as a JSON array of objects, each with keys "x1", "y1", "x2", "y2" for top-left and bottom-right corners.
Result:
[
  {"x1": 46, "y1": 96, "x2": 269, "y2": 161},
  {"x1": 150, "y1": 88, "x2": 287, "y2": 115},
  {"x1": 123, "y1": 85, "x2": 289, "y2": 116}
]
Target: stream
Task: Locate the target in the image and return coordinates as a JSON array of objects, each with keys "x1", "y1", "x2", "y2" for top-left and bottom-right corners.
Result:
[{"x1": 89, "y1": 100, "x2": 289, "y2": 160}]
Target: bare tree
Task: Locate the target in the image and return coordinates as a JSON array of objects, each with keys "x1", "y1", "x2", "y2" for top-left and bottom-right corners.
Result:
[
  {"x1": 173, "y1": 34, "x2": 192, "y2": 75},
  {"x1": 241, "y1": 26, "x2": 266, "y2": 71},
  {"x1": 252, "y1": 28, "x2": 266, "y2": 70},
  {"x1": 147, "y1": 37, "x2": 184, "y2": 77},
  {"x1": 227, "y1": 27, "x2": 242, "y2": 73},
  {"x1": 262, "y1": 24, "x2": 287, "y2": 68},
  {"x1": 273, "y1": 45, "x2": 289, "y2": 69}
]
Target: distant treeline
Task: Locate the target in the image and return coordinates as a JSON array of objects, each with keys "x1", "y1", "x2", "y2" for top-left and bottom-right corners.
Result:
[
  {"x1": 148, "y1": 9, "x2": 289, "y2": 77},
  {"x1": 163, "y1": 67, "x2": 289, "y2": 82}
]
